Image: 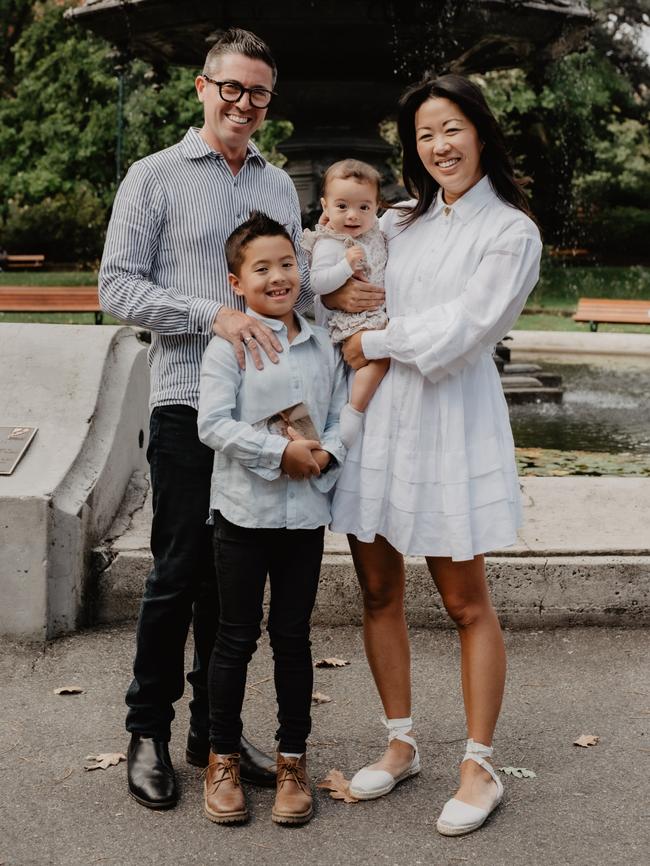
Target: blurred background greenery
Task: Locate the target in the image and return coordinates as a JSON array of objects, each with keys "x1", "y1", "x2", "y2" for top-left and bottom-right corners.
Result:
[{"x1": 0, "y1": 0, "x2": 648, "y2": 303}]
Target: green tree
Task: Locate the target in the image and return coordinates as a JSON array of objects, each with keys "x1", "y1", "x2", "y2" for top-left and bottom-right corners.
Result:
[
  {"x1": 0, "y1": 0, "x2": 291, "y2": 262},
  {"x1": 477, "y1": 0, "x2": 650, "y2": 255}
]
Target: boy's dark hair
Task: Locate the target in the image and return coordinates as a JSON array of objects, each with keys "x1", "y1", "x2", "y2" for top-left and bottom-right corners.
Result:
[
  {"x1": 321, "y1": 159, "x2": 381, "y2": 200},
  {"x1": 204, "y1": 28, "x2": 277, "y2": 86},
  {"x1": 225, "y1": 211, "x2": 294, "y2": 275}
]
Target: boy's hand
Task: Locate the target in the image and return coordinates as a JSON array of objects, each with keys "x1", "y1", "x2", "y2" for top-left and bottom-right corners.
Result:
[
  {"x1": 285, "y1": 428, "x2": 332, "y2": 473},
  {"x1": 213, "y1": 307, "x2": 282, "y2": 371},
  {"x1": 313, "y1": 449, "x2": 333, "y2": 472},
  {"x1": 281, "y1": 440, "x2": 322, "y2": 479},
  {"x1": 345, "y1": 245, "x2": 366, "y2": 272},
  {"x1": 321, "y1": 277, "x2": 384, "y2": 313}
]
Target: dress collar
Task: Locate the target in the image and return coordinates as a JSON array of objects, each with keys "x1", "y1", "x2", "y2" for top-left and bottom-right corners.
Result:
[
  {"x1": 432, "y1": 174, "x2": 494, "y2": 224},
  {"x1": 245, "y1": 308, "x2": 315, "y2": 346},
  {"x1": 180, "y1": 127, "x2": 266, "y2": 166}
]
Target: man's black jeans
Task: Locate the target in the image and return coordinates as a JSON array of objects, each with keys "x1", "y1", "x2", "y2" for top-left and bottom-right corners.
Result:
[
  {"x1": 125, "y1": 405, "x2": 218, "y2": 739},
  {"x1": 209, "y1": 512, "x2": 324, "y2": 755}
]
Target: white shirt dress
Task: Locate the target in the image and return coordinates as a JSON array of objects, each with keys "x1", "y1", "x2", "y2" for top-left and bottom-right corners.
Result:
[{"x1": 330, "y1": 176, "x2": 543, "y2": 561}]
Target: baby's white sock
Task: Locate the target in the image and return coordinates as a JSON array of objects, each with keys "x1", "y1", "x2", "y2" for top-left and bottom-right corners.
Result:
[{"x1": 340, "y1": 403, "x2": 364, "y2": 449}]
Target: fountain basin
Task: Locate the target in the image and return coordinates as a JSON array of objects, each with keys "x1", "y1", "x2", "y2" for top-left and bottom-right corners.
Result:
[{"x1": 507, "y1": 330, "x2": 650, "y2": 457}]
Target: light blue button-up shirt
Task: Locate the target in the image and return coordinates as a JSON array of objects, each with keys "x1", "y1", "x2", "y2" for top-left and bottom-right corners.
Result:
[{"x1": 197, "y1": 310, "x2": 347, "y2": 529}]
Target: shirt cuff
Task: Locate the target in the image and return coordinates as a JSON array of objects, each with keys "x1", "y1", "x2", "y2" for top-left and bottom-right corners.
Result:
[
  {"x1": 189, "y1": 298, "x2": 223, "y2": 336},
  {"x1": 361, "y1": 328, "x2": 388, "y2": 360},
  {"x1": 246, "y1": 434, "x2": 288, "y2": 480}
]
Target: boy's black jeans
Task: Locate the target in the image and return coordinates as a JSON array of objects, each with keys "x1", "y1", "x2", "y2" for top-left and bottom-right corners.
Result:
[
  {"x1": 209, "y1": 511, "x2": 324, "y2": 755},
  {"x1": 125, "y1": 405, "x2": 218, "y2": 739}
]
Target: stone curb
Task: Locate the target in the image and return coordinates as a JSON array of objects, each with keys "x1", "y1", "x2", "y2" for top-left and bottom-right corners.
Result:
[{"x1": 94, "y1": 547, "x2": 650, "y2": 629}]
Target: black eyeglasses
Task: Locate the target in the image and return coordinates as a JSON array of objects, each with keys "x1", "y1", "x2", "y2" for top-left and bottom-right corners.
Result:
[{"x1": 201, "y1": 75, "x2": 277, "y2": 109}]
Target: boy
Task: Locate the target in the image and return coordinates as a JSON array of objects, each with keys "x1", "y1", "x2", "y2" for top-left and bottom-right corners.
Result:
[{"x1": 197, "y1": 211, "x2": 347, "y2": 825}]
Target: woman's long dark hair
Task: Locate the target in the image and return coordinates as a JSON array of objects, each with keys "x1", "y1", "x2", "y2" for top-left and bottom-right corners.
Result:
[{"x1": 397, "y1": 73, "x2": 534, "y2": 226}]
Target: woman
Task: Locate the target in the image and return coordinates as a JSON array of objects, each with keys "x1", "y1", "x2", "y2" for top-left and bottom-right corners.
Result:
[{"x1": 333, "y1": 74, "x2": 542, "y2": 835}]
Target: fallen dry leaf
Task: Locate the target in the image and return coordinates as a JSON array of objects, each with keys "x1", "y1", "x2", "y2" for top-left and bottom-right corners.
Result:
[
  {"x1": 574, "y1": 734, "x2": 599, "y2": 748},
  {"x1": 314, "y1": 657, "x2": 350, "y2": 668},
  {"x1": 317, "y1": 769, "x2": 359, "y2": 803},
  {"x1": 499, "y1": 766, "x2": 537, "y2": 778},
  {"x1": 53, "y1": 685, "x2": 84, "y2": 695},
  {"x1": 312, "y1": 691, "x2": 332, "y2": 704},
  {"x1": 84, "y1": 752, "x2": 126, "y2": 771}
]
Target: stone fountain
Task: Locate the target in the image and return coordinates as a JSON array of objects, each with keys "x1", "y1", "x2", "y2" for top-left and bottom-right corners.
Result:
[
  {"x1": 68, "y1": 0, "x2": 581, "y2": 405},
  {"x1": 67, "y1": 0, "x2": 592, "y2": 210},
  {"x1": 494, "y1": 339, "x2": 564, "y2": 404}
]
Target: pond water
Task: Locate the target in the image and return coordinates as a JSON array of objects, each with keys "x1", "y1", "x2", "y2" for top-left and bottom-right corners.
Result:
[{"x1": 509, "y1": 360, "x2": 650, "y2": 454}]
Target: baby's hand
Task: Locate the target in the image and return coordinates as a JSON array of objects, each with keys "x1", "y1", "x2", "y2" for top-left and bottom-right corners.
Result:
[{"x1": 345, "y1": 246, "x2": 366, "y2": 272}]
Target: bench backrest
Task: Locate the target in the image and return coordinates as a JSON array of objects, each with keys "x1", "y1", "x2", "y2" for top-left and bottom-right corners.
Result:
[{"x1": 574, "y1": 298, "x2": 650, "y2": 324}]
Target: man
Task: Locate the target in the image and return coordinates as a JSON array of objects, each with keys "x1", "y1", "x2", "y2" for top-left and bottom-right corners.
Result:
[{"x1": 99, "y1": 28, "x2": 308, "y2": 810}]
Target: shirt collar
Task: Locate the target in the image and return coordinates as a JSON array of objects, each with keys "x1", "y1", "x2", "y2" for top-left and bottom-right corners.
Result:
[
  {"x1": 432, "y1": 174, "x2": 494, "y2": 224},
  {"x1": 180, "y1": 127, "x2": 266, "y2": 166},
  {"x1": 245, "y1": 308, "x2": 316, "y2": 345}
]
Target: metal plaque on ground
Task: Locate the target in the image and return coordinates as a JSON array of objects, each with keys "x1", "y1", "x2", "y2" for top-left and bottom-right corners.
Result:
[{"x1": 0, "y1": 427, "x2": 38, "y2": 475}]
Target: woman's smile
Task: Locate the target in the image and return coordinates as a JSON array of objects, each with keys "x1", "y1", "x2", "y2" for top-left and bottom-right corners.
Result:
[{"x1": 415, "y1": 96, "x2": 484, "y2": 204}]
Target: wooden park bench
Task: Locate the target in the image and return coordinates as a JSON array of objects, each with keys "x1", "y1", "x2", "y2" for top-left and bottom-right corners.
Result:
[
  {"x1": 573, "y1": 297, "x2": 650, "y2": 332},
  {"x1": 3, "y1": 254, "x2": 45, "y2": 269},
  {"x1": 0, "y1": 285, "x2": 103, "y2": 324}
]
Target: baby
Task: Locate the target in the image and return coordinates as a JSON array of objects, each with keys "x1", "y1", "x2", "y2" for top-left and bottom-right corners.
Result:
[{"x1": 302, "y1": 159, "x2": 389, "y2": 449}]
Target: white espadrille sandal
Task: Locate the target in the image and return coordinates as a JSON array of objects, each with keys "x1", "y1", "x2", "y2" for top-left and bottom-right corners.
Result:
[
  {"x1": 436, "y1": 739, "x2": 504, "y2": 836},
  {"x1": 349, "y1": 717, "x2": 420, "y2": 800}
]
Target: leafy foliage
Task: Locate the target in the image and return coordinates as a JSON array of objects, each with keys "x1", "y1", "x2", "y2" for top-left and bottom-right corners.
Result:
[
  {"x1": 0, "y1": 0, "x2": 292, "y2": 262},
  {"x1": 0, "y1": 0, "x2": 647, "y2": 262},
  {"x1": 476, "y1": 1, "x2": 650, "y2": 256}
]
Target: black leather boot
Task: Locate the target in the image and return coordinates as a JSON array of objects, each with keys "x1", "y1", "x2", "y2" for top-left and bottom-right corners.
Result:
[
  {"x1": 127, "y1": 734, "x2": 178, "y2": 809},
  {"x1": 186, "y1": 726, "x2": 210, "y2": 768},
  {"x1": 186, "y1": 728, "x2": 276, "y2": 787},
  {"x1": 239, "y1": 736, "x2": 277, "y2": 788}
]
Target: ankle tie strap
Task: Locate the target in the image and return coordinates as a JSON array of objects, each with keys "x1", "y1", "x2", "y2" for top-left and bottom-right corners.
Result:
[
  {"x1": 462, "y1": 739, "x2": 502, "y2": 794},
  {"x1": 382, "y1": 716, "x2": 417, "y2": 750},
  {"x1": 463, "y1": 739, "x2": 493, "y2": 760}
]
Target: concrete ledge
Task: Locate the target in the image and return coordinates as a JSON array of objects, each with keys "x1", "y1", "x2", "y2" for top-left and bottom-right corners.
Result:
[
  {"x1": 92, "y1": 459, "x2": 650, "y2": 629},
  {"x1": 508, "y1": 329, "x2": 650, "y2": 358},
  {"x1": 94, "y1": 547, "x2": 650, "y2": 629},
  {"x1": 317, "y1": 553, "x2": 650, "y2": 627},
  {"x1": 0, "y1": 324, "x2": 149, "y2": 638}
]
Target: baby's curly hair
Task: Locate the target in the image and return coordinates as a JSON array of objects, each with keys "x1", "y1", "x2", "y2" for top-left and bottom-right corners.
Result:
[{"x1": 321, "y1": 159, "x2": 381, "y2": 200}]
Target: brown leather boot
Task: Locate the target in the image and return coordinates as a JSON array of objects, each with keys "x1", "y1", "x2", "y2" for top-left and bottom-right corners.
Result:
[
  {"x1": 272, "y1": 753, "x2": 313, "y2": 825},
  {"x1": 203, "y1": 752, "x2": 248, "y2": 824}
]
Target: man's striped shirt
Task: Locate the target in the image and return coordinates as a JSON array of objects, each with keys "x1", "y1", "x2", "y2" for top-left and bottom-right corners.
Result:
[{"x1": 99, "y1": 127, "x2": 311, "y2": 409}]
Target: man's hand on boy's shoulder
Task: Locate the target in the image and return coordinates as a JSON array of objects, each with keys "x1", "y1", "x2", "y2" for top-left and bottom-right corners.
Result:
[{"x1": 212, "y1": 306, "x2": 283, "y2": 371}]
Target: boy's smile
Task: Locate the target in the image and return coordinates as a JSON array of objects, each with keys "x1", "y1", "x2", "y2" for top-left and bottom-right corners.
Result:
[{"x1": 229, "y1": 235, "x2": 300, "y2": 330}]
